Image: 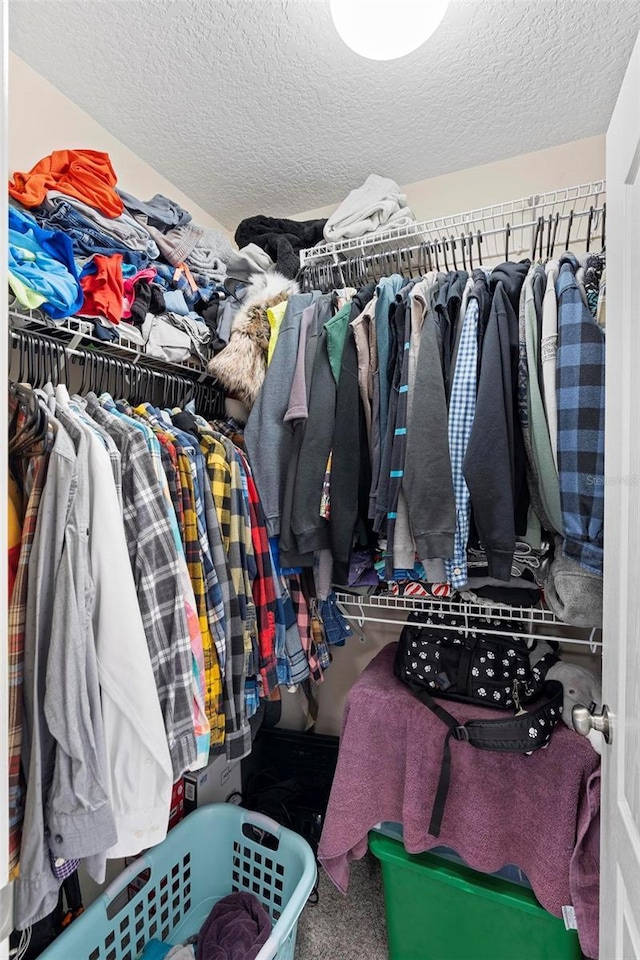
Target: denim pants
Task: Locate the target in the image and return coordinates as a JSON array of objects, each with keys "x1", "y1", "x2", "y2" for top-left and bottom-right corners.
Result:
[{"x1": 35, "y1": 202, "x2": 148, "y2": 269}]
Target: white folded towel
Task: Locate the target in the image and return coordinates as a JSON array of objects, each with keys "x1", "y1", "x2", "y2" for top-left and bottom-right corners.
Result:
[{"x1": 323, "y1": 174, "x2": 416, "y2": 242}]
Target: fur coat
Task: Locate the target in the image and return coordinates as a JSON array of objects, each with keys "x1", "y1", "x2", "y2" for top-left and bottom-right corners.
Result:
[{"x1": 207, "y1": 271, "x2": 298, "y2": 408}]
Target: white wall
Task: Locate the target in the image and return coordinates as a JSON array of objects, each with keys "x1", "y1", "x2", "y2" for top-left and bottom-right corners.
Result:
[
  {"x1": 8, "y1": 53, "x2": 231, "y2": 237},
  {"x1": 290, "y1": 136, "x2": 605, "y2": 224}
]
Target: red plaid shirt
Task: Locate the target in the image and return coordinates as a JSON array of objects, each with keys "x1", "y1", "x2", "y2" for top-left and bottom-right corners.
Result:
[{"x1": 237, "y1": 451, "x2": 279, "y2": 697}]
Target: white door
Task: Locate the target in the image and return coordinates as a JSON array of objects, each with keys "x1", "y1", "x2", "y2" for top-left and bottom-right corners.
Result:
[{"x1": 601, "y1": 28, "x2": 640, "y2": 960}]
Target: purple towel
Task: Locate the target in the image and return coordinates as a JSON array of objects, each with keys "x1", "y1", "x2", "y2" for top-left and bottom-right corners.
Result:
[
  {"x1": 318, "y1": 643, "x2": 601, "y2": 958},
  {"x1": 197, "y1": 892, "x2": 271, "y2": 960}
]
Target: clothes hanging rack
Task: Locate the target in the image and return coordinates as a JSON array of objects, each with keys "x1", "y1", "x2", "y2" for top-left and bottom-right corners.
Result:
[
  {"x1": 298, "y1": 180, "x2": 606, "y2": 289},
  {"x1": 334, "y1": 592, "x2": 602, "y2": 650},
  {"x1": 9, "y1": 319, "x2": 225, "y2": 419}
]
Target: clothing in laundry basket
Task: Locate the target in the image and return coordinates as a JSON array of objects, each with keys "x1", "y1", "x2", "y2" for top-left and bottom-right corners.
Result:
[{"x1": 196, "y1": 892, "x2": 271, "y2": 960}]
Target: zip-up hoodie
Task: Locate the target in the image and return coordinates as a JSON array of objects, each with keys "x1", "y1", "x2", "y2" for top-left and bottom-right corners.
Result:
[{"x1": 463, "y1": 260, "x2": 530, "y2": 581}]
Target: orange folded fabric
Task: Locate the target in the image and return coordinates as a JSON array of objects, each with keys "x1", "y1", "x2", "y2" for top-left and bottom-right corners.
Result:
[
  {"x1": 80, "y1": 254, "x2": 124, "y2": 325},
  {"x1": 9, "y1": 149, "x2": 123, "y2": 218}
]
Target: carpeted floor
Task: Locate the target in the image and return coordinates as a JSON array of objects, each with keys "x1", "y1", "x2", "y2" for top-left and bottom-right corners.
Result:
[{"x1": 295, "y1": 854, "x2": 388, "y2": 959}]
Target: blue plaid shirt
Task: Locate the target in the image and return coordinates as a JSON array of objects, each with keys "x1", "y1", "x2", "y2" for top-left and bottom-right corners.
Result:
[
  {"x1": 445, "y1": 299, "x2": 479, "y2": 587},
  {"x1": 556, "y1": 254, "x2": 605, "y2": 575}
]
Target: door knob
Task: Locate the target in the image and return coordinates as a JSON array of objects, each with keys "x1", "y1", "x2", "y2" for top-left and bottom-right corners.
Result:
[{"x1": 572, "y1": 703, "x2": 612, "y2": 744}]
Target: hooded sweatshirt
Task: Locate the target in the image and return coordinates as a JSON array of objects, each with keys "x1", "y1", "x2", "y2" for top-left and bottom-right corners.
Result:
[
  {"x1": 244, "y1": 292, "x2": 320, "y2": 536},
  {"x1": 463, "y1": 260, "x2": 530, "y2": 581},
  {"x1": 403, "y1": 277, "x2": 455, "y2": 564},
  {"x1": 330, "y1": 283, "x2": 376, "y2": 583}
]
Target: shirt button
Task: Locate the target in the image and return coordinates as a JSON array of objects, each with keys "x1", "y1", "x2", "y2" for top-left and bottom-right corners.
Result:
[
  {"x1": 453, "y1": 567, "x2": 462, "y2": 576},
  {"x1": 54, "y1": 834, "x2": 63, "y2": 844}
]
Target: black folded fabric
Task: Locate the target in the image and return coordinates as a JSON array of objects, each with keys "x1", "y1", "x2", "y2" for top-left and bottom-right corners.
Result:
[
  {"x1": 234, "y1": 215, "x2": 327, "y2": 279},
  {"x1": 129, "y1": 279, "x2": 165, "y2": 326}
]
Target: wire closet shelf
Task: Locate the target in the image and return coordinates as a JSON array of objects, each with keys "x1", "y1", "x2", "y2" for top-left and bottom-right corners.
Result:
[
  {"x1": 8, "y1": 300, "x2": 225, "y2": 417},
  {"x1": 333, "y1": 593, "x2": 602, "y2": 651},
  {"x1": 299, "y1": 180, "x2": 606, "y2": 282}
]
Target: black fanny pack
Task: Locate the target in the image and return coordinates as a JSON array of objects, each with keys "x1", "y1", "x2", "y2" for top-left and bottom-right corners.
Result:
[{"x1": 393, "y1": 612, "x2": 564, "y2": 836}]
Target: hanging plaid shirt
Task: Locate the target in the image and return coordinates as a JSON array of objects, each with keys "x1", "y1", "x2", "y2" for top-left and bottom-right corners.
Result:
[
  {"x1": 173, "y1": 437, "x2": 225, "y2": 750},
  {"x1": 445, "y1": 298, "x2": 479, "y2": 588},
  {"x1": 200, "y1": 432, "x2": 257, "y2": 732},
  {"x1": 288, "y1": 574, "x2": 324, "y2": 684},
  {"x1": 556, "y1": 254, "x2": 605, "y2": 575},
  {"x1": 86, "y1": 397, "x2": 197, "y2": 778},
  {"x1": 129, "y1": 404, "x2": 213, "y2": 759},
  {"x1": 195, "y1": 443, "x2": 252, "y2": 762},
  {"x1": 236, "y1": 449, "x2": 279, "y2": 697},
  {"x1": 8, "y1": 391, "x2": 54, "y2": 876}
]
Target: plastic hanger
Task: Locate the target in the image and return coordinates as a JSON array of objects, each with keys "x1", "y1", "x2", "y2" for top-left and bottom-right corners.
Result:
[
  {"x1": 564, "y1": 209, "x2": 574, "y2": 251},
  {"x1": 476, "y1": 230, "x2": 483, "y2": 266},
  {"x1": 449, "y1": 236, "x2": 457, "y2": 271},
  {"x1": 548, "y1": 212, "x2": 560, "y2": 259},
  {"x1": 17, "y1": 334, "x2": 26, "y2": 383},
  {"x1": 504, "y1": 223, "x2": 511, "y2": 261},
  {"x1": 586, "y1": 206, "x2": 595, "y2": 252},
  {"x1": 531, "y1": 217, "x2": 544, "y2": 260}
]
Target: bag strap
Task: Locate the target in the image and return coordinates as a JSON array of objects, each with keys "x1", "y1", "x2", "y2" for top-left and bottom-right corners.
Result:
[{"x1": 404, "y1": 678, "x2": 564, "y2": 837}]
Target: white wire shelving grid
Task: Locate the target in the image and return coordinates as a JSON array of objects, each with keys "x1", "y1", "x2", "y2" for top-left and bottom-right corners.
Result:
[
  {"x1": 334, "y1": 592, "x2": 602, "y2": 650},
  {"x1": 300, "y1": 181, "x2": 606, "y2": 274},
  {"x1": 8, "y1": 299, "x2": 213, "y2": 381}
]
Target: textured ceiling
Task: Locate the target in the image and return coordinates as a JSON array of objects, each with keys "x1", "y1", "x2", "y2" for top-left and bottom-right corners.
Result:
[{"x1": 9, "y1": 0, "x2": 640, "y2": 230}]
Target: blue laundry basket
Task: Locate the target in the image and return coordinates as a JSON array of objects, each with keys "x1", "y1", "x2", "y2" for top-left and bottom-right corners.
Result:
[{"x1": 39, "y1": 803, "x2": 317, "y2": 960}]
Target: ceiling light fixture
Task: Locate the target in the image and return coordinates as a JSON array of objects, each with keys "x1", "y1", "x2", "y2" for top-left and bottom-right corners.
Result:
[{"x1": 330, "y1": 0, "x2": 450, "y2": 61}]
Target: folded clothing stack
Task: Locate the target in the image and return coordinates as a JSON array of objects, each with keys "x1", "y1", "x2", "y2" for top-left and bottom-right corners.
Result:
[
  {"x1": 8, "y1": 148, "x2": 234, "y2": 365},
  {"x1": 234, "y1": 216, "x2": 326, "y2": 280},
  {"x1": 323, "y1": 173, "x2": 416, "y2": 242},
  {"x1": 8, "y1": 206, "x2": 83, "y2": 319}
]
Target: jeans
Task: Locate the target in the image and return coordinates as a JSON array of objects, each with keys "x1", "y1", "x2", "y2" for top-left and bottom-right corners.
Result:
[{"x1": 35, "y1": 202, "x2": 148, "y2": 269}]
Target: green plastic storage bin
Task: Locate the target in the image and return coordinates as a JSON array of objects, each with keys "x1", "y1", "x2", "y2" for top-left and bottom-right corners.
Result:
[{"x1": 369, "y1": 831, "x2": 582, "y2": 960}]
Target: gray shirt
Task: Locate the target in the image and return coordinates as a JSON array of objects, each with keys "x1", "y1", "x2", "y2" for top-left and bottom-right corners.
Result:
[{"x1": 15, "y1": 411, "x2": 117, "y2": 930}]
